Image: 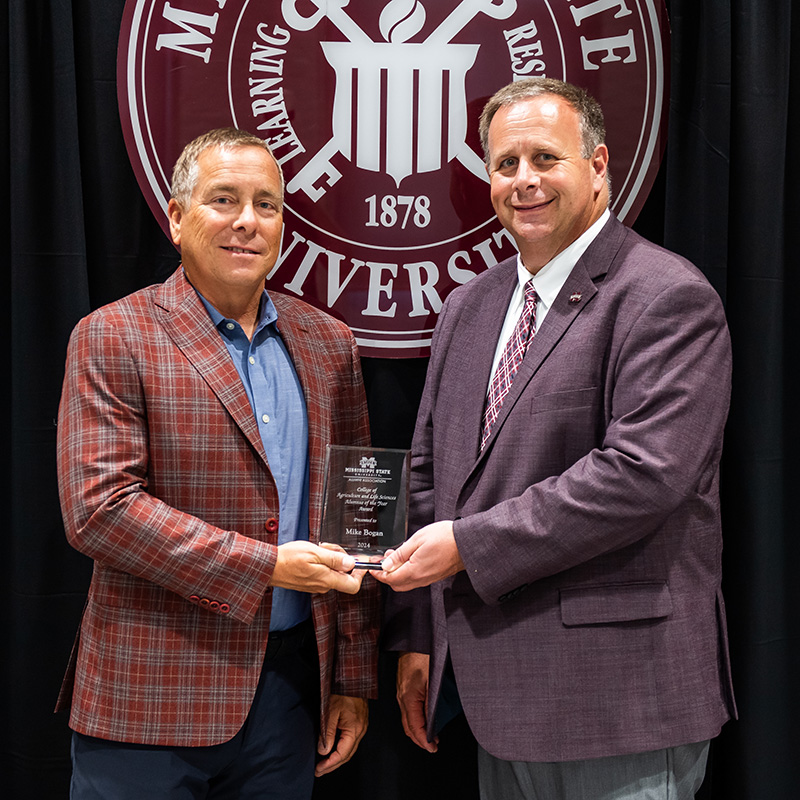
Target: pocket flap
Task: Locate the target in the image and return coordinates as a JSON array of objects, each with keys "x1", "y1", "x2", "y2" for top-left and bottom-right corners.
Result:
[{"x1": 560, "y1": 582, "x2": 672, "y2": 626}]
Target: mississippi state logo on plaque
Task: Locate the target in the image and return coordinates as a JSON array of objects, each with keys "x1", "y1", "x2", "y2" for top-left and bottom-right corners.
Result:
[{"x1": 118, "y1": 0, "x2": 670, "y2": 357}]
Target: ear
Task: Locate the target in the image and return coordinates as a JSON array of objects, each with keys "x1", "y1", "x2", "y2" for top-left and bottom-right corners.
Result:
[
  {"x1": 167, "y1": 198, "x2": 182, "y2": 247},
  {"x1": 590, "y1": 144, "x2": 609, "y2": 192}
]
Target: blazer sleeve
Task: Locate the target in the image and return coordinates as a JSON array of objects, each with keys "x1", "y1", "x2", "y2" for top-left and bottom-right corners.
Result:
[
  {"x1": 453, "y1": 276, "x2": 732, "y2": 605},
  {"x1": 57, "y1": 311, "x2": 276, "y2": 625}
]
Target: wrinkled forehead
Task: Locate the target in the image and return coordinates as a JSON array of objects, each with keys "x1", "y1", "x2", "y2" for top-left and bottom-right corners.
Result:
[
  {"x1": 494, "y1": 95, "x2": 579, "y2": 132},
  {"x1": 193, "y1": 144, "x2": 284, "y2": 198},
  {"x1": 488, "y1": 96, "x2": 582, "y2": 151}
]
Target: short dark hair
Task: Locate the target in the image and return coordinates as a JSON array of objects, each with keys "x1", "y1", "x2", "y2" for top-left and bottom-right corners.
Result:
[
  {"x1": 479, "y1": 78, "x2": 606, "y2": 163},
  {"x1": 170, "y1": 128, "x2": 284, "y2": 207}
]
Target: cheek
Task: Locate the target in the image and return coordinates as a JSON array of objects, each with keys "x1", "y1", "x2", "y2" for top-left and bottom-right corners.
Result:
[
  {"x1": 489, "y1": 181, "x2": 507, "y2": 210},
  {"x1": 263, "y1": 217, "x2": 284, "y2": 242},
  {"x1": 192, "y1": 220, "x2": 225, "y2": 246}
]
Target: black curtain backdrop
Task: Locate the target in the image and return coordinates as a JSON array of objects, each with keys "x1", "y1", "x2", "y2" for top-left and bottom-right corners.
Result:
[{"x1": 4, "y1": 1, "x2": 798, "y2": 797}]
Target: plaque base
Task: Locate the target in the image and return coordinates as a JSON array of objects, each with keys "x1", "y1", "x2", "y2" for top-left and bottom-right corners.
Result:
[{"x1": 352, "y1": 559, "x2": 383, "y2": 570}]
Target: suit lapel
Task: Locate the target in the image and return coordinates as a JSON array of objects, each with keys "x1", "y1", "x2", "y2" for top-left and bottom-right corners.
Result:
[
  {"x1": 456, "y1": 260, "x2": 519, "y2": 458},
  {"x1": 473, "y1": 216, "x2": 626, "y2": 463},
  {"x1": 155, "y1": 270, "x2": 269, "y2": 465}
]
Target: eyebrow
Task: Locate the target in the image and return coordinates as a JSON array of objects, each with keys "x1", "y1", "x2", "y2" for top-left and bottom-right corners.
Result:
[
  {"x1": 204, "y1": 184, "x2": 282, "y2": 203},
  {"x1": 204, "y1": 183, "x2": 237, "y2": 196}
]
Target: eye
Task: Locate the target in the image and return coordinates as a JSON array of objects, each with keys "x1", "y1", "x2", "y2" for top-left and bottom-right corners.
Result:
[
  {"x1": 535, "y1": 153, "x2": 557, "y2": 165},
  {"x1": 495, "y1": 156, "x2": 518, "y2": 172}
]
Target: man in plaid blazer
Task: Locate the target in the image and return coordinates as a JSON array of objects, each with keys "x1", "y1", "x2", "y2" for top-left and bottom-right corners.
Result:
[{"x1": 56, "y1": 128, "x2": 379, "y2": 798}]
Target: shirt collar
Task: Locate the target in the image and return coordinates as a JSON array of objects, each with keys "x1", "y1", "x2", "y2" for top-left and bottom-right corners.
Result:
[
  {"x1": 515, "y1": 209, "x2": 610, "y2": 306},
  {"x1": 191, "y1": 279, "x2": 278, "y2": 339}
]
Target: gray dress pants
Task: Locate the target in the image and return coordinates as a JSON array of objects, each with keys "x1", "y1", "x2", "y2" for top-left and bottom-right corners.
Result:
[{"x1": 478, "y1": 740, "x2": 710, "y2": 800}]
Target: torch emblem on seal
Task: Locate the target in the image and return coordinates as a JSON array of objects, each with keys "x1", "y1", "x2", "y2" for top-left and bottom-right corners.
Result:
[{"x1": 282, "y1": 0, "x2": 517, "y2": 201}]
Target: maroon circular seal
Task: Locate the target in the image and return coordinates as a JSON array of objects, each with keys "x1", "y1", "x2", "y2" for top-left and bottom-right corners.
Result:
[{"x1": 118, "y1": 0, "x2": 670, "y2": 357}]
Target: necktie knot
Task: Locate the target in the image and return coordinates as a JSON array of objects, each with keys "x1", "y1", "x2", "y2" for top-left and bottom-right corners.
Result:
[{"x1": 523, "y1": 279, "x2": 537, "y2": 305}]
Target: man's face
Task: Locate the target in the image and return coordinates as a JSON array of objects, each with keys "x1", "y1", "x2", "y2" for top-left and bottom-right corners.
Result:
[
  {"x1": 487, "y1": 94, "x2": 608, "y2": 272},
  {"x1": 168, "y1": 145, "x2": 283, "y2": 301}
]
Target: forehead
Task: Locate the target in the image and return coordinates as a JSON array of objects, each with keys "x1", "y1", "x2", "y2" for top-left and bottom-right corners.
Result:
[
  {"x1": 194, "y1": 145, "x2": 281, "y2": 193},
  {"x1": 488, "y1": 95, "x2": 582, "y2": 153}
]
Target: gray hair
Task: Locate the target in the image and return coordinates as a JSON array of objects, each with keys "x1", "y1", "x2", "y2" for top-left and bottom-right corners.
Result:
[
  {"x1": 170, "y1": 128, "x2": 284, "y2": 208},
  {"x1": 478, "y1": 78, "x2": 606, "y2": 163}
]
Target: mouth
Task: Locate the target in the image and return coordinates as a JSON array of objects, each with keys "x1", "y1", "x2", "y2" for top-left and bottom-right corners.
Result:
[
  {"x1": 513, "y1": 198, "x2": 553, "y2": 212},
  {"x1": 222, "y1": 246, "x2": 259, "y2": 255}
]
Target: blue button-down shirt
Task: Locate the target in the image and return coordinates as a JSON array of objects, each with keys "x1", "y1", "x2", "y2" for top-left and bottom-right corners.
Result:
[{"x1": 197, "y1": 287, "x2": 311, "y2": 631}]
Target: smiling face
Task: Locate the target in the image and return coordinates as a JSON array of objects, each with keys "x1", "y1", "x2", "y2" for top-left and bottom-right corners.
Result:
[
  {"x1": 168, "y1": 144, "x2": 284, "y2": 312},
  {"x1": 487, "y1": 94, "x2": 609, "y2": 273}
]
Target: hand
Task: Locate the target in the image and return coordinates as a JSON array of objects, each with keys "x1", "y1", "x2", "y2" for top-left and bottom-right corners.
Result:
[
  {"x1": 315, "y1": 694, "x2": 369, "y2": 776},
  {"x1": 371, "y1": 521, "x2": 464, "y2": 591},
  {"x1": 397, "y1": 652, "x2": 437, "y2": 753},
  {"x1": 269, "y1": 541, "x2": 364, "y2": 594}
]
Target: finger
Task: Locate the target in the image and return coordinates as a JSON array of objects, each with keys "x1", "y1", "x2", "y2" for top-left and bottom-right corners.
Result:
[
  {"x1": 315, "y1": 747, "x2": 343, "y2": 776},
  {"x1": 334, "y1": 567, "x2": 367, "y2": 594},
  {"x1": 399, "y1": 699, "x2": 437, "y2": 752},
  {"x1": 315, "y1": 727, "x2": 358, "y2": 776},
  {"x1": 317, "y1": 545, "x2": 356, "y2": 573},
  {"x1": 367, "y1": 552, "x2": 391, "y2": 577},
  {"x1": 381, "y1": 541, "x2": 413, "y2": 573},
  {"x1": 368, "y1": 567, "x2": 416, "y2": 592}
]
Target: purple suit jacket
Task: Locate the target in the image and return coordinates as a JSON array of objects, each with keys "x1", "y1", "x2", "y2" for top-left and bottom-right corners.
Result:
[
  {"x1": 389, "y1": 215, "x2": 736, "y2": 762},
  {"x1": 56, "y1": 268, "x2": 379, "y2": 746}
]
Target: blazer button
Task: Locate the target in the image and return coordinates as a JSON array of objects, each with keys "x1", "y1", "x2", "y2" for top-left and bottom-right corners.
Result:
[
  {"x1": 209, "y1": 601, "x2": 220, "y2": 611},
  {"x1": 265, "y1": 518, "x2": 279, "y2": 533},
  {"x1": 189, "y1": 595, "x2": 200, "y2": 605},
  {"x1": 199, "y1": 598, "x2": 210, "y2": 607},
  {"x1": 219, "y1": 604, "x2": 231, "y2": 614}
]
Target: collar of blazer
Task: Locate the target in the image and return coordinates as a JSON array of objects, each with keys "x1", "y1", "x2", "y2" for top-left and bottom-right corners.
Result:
[
  {"x1": 153, "y1": 268, "x2": 270, "y2": 466},
  {"x1": 470, "y1": 214, "x2": 625, "y2": 462}
]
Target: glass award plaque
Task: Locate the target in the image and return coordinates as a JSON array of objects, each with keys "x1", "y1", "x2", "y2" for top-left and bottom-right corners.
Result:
[{"x1": 320, "y1": 445, "x2": 410, "y2": 569}]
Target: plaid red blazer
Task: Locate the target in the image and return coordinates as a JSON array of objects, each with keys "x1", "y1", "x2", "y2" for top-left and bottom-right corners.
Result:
[{"x1": 55, "y1": 268, "x2": 379, "y2": 746}]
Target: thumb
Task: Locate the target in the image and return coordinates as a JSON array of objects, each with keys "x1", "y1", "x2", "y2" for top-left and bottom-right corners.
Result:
[
  {"x1": 319, "y1": 544, "x2": 356, "y2": 573},
  {"x1": 381, "y1": 545, "x2": 408, "y2": 573}
]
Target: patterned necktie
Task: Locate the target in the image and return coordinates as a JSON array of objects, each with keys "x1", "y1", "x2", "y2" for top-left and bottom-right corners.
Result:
[{"x1": 481, "y1": 280, "x2": 538, "y2": 450}]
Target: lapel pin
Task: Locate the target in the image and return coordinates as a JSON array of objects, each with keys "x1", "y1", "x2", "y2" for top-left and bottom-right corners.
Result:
[{"x1": 569, "y1": 292, "x2": 582, "y2": 304}]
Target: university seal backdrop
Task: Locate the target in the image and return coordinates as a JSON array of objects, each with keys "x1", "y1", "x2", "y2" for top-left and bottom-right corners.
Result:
[{"x1": 118, "y1": 0, "x2": 669, "y2": 357}]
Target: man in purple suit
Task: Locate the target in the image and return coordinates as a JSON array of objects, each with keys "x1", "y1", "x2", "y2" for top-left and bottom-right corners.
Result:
[{"x1": 375, "y1": 78, "x2": 735, "y2": 799}]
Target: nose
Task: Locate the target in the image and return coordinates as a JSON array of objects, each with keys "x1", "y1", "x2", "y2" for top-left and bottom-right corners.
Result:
[
  {"x1": 513, "y1": 159, "x2": 540, "y2": 191},
  {"x1": 233, "y1": 202, "x2": 257, "y2": 232}
]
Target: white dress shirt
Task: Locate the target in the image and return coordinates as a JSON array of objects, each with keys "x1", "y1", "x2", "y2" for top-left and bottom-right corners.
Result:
[{"x1": 487, "y1": 210, "x2": 611, "y2": 389}]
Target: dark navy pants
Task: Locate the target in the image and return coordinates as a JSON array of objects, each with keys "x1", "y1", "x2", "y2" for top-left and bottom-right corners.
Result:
[{"x1": 70, "y1": 621, "x2": 319, "y2": 800}]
